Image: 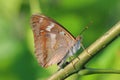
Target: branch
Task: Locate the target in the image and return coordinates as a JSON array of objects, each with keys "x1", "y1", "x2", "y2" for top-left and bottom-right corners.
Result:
[
  {"x1": 29, "y1": 0, "x2": 42, "y2": 14},
  {"x1": 48, "y1": 21, "x2": 120, "y2": 80},
  {"x1": 78, "y1": 68, "x2": 120, "y2": 75}
]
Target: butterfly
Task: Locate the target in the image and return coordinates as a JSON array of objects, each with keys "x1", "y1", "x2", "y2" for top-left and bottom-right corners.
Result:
[{"x1": 31, "y1": 14, "x2": 81, "y2": 68}]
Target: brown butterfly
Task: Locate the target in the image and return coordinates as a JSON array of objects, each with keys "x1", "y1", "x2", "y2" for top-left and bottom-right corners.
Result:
[{"x1": 31, "y1": 14, "x2": 81, "y2": 68}]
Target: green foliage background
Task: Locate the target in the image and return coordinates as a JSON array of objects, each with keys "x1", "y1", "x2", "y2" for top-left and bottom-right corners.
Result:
[{"x1": 0, "y1": 0, "x2": 120, "y2": 80}]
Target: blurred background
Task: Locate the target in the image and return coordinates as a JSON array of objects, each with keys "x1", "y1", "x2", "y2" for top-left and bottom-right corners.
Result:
[{"x1": 0, "y1": 0, "x2": 120, "y2": 80}]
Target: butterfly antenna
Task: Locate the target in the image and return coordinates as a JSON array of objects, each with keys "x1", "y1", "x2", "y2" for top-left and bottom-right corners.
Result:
[
  {"x1": 77, "y1": 21, "x2": 93, "y2": 62},
  {"x1": 79, "y1": 27, "x2": 88, "y2": 35},
  {"x1": 79, "y1": 21, "x2": 93, "y2": 35}
]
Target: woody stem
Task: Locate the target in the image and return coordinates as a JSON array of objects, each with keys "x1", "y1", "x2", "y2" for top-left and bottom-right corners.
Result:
[{"x1": 78, "y1": 68, "x2": 120, "y2": 75}]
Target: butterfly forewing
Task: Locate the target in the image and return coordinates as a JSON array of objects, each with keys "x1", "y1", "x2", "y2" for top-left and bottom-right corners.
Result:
[{"x1": 31, "y1": 14, "x2": 78, "y2": 67}]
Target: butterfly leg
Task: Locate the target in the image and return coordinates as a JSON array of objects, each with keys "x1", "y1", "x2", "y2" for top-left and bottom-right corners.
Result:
[
  {"x1": 69, "y1": 56, "x2": 77, "y2": 70},
  {"x1": 57, "y1": 60, "x2": 65, "y2": 68},
  {"x1": 57, "y1": 54, "x2": 69, "y2": 70},
  {"x1": 80, "y1": 43, "x2": 91, "y2": 57}
]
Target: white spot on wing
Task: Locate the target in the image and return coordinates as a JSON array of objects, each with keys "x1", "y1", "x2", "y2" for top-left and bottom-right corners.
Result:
[
  {"x1": 40, "y1": 30, "x2": 44, "y2": 32},
  {"x1": 60, "y1": 31, "x2": 65, "y2": 35},
  {"x1": 46, "y1": 22, "x2": 55, "y2": 31},
  {"x1": 39, "y1": 18, "x2": 43, "y2": 23},
  {"x1": 50, "y1": 33, "x2": 56, "y2": 48}
]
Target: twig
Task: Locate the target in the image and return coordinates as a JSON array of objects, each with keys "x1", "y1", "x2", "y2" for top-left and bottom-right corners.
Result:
[
  {"x1": 78, "y1": 68, "x2": 120, "y2": 75},
  {"x1": 29, "y1": 0, "x2": 41, "y2": 14}
]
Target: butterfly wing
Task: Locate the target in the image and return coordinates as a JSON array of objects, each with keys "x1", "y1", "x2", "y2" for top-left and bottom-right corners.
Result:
[{"x1": 31, "y1": 14, "x2": 77, "y2": 67}]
